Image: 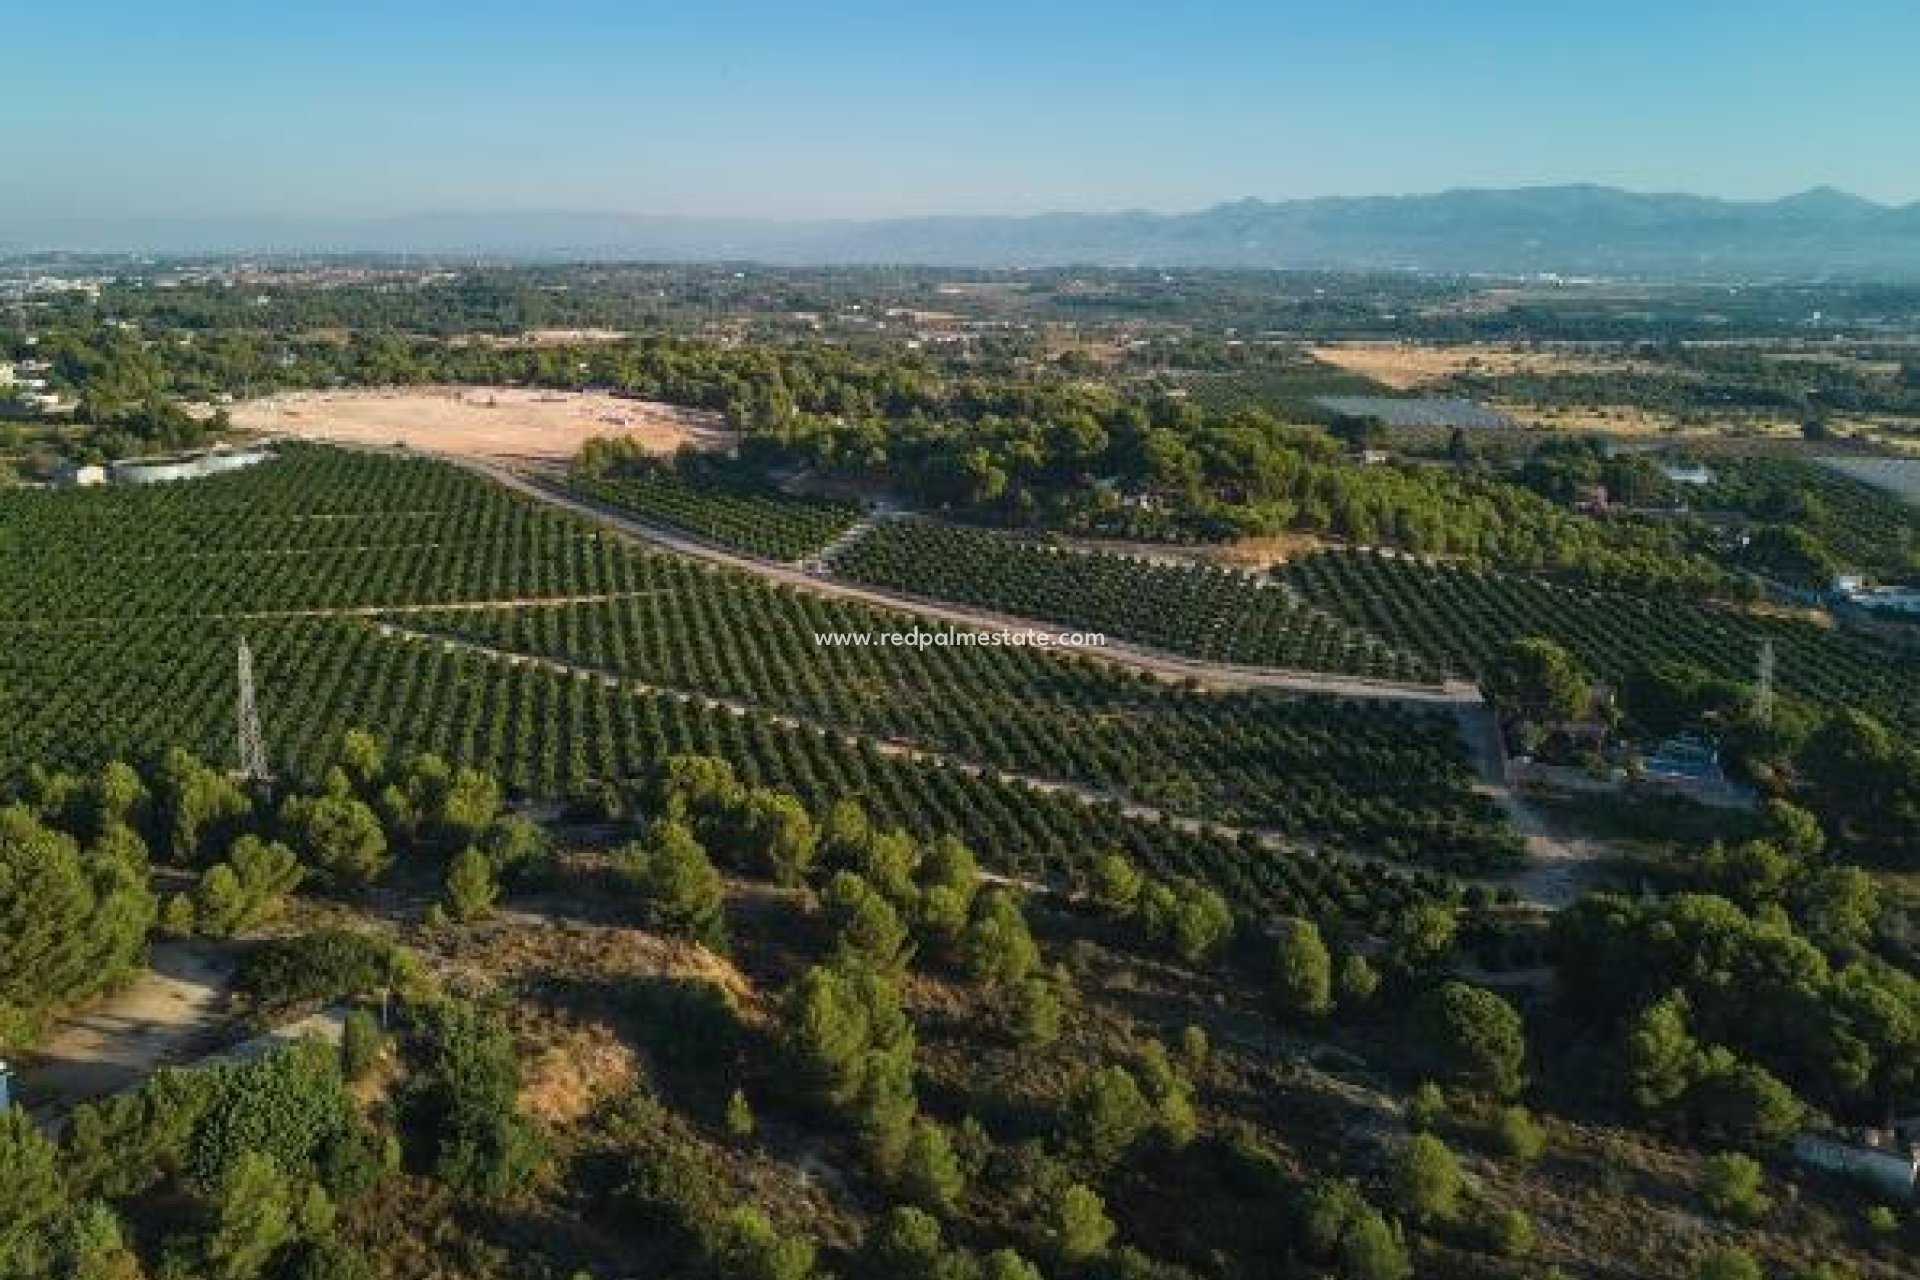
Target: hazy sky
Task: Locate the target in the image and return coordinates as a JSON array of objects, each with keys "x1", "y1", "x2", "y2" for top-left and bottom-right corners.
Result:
[{"x1": 7, "y1": 0, "x2": 1919, "y2": 220}]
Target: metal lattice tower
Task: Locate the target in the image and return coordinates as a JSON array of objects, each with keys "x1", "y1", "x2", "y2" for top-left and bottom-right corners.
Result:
[
  {"x1": 236, "y1": 637, "x2": 273, "y2": 786},
  {"x1": 1754, "y1": 638, "x2": 1776, "y2": 726}
]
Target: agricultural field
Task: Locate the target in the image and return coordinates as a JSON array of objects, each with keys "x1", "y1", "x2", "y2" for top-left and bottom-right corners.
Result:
[
  {"x1": 571, "y1": 466, "x2": 864, "y2": 561},
  {"x1": 1169, "y1": 361, "x2": 1386, "y2": 419},
  {"x1": 1280, "y1": 550, "x2": 1920, "y2": 733},
  {"x1": 1312, "y1": 395, "x2": 1516, "y2": 430},
  {"x1": 0, "y1": 442, "x2": 1463, "y2": 914},
  {"x1": 0, "y1": 447, "x2": 645, "y2": 620},
  {"x1": 1688, "y1": 455, "x2": 1920, "y2": 578},
  {"x1": 414, "y1": 596, "x2": 1515, "y2": 869},
  {"x1": 831, "y1": 520, "x2": 1434, "y2": 679}
]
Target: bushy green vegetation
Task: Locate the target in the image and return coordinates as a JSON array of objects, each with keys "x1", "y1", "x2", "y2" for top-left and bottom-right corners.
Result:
[
  {"x1": 420, "y1": 595, "x2": 1514, "y2": 870},
  {"x1": 235, "y1": 930, "x2": 412, "y2": 1020},
  {"x1": 0, "y1": 802, "x2": 153, "y2": 1049},
  {"x1": 1692, "y1": 455, "x2": 1920, "y2": 580},
  {"x1": 1555, "y1": 891, "x2": 1919, "y2": 1132},
  {"x1": 0, "y1": 444, "x2": 634, "y2": 620},
  {"x1": 38, "y1": 1038, "x2": 390, "y2": 1279}
]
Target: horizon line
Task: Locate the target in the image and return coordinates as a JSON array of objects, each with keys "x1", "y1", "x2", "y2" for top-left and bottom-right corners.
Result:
[{"x1": 2, "y1": 182, "x2": 1915, "y2": 230}]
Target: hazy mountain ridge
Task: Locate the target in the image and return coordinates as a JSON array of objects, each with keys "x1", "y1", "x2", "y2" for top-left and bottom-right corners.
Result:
[{"x1": 8, "y1": 185, "x2": 1920, "y2": 278}]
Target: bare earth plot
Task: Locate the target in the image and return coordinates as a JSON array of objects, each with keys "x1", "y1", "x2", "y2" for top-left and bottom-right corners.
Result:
[{"x1": 228, "y1": 386, "x2": 733, "y2": 466}]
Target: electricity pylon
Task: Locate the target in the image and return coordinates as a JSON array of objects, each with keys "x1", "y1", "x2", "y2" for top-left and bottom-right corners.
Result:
[{"x1": 236, "y1": 637, "x2": 273, "y2": 787}]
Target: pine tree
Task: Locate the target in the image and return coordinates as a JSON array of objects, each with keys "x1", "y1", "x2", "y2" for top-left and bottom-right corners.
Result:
[
  {"x1": 444, "y1": 847, "x2": 499, "y2": 922},
  {"x1": 635, "y1": 820, "x2": 728, "y2": 951},
  {"x1": 202, "y1": 1153, "x2": 310, "y2": 1280},
  {"x1": 962, "y1": 890, "x2": 1038, "y2": 987},
  {"x1": 1064, "y1": 1066, "x2": 1152, "y2": 1167},
  {"x1": 340, "y1": 1009, "x2": 385, "y2": 1083},
  {"x1": 896, "y1": 1120, "x2": 965, "y2": 1213},
  {"x1": 1393, "y1": 1134, "x2": 1464, "y2": 1225},
  {"x1": 724, "y1": 1088, "x2": 756, "y2": 1141},
  {"x1": 1046, "y1": 1183, "x2": 1115, "y2": 1266},
  {"x1": 0, "y1": 1106, "x2": 67, "y2": 1274},
  {"x1": 1273, "y1": 917, "x2": 1334, "y2": 1017}
]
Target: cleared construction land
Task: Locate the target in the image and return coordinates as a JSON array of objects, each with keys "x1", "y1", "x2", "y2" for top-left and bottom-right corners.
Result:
[{"x1": 228, "y1": 386, "x2": 732, "y2": 464}]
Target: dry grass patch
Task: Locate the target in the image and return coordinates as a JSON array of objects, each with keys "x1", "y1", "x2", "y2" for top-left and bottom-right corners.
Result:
[
  {"x1": 1310, "y1": 342, "x2": 1638, "y2": 391},
  {"x1": 519, "y1": 1018, "x2": 642, "y2": 1125},
  {"x1": 457, "y1": 914, "x2": 761, "y2": 1008},
  {"x1": 1212, "y1": 530, "x2": 1331, "y2": 568}
]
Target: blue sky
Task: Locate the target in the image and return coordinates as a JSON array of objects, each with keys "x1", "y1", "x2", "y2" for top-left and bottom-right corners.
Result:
[{"x1": 7, "y1": 0, "x2": 1919, "y2": 219}]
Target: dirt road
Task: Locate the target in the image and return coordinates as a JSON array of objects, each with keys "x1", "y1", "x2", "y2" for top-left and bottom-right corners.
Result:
[{"x1": 1453, "y1": 702, "x2": 1611, "y2": 908}]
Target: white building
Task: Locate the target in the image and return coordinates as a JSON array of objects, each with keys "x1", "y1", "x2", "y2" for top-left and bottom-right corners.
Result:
[
  {"x1": 1659, "y1": 462, "x2": 1715, "y2": 486},
  {"x1": 24, "y1": 392, "x2": 75, "y2": 416},
  {"x1": 108, "y1": 445, "x2": 274, "y2": 485}
]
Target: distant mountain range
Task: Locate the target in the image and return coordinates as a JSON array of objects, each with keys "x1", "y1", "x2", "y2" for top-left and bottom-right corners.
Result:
[{"x1": 7, "y1": 186, "x2": 1920, "y2": 279}]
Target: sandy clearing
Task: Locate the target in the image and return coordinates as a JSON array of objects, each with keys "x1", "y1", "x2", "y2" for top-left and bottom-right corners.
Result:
[
  {"x1": 19, "y1": 941, "x2": 234, "y2": 1110},
  {"x1": 228, "y1": 386, "x2": 733, "y2": 466}
]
